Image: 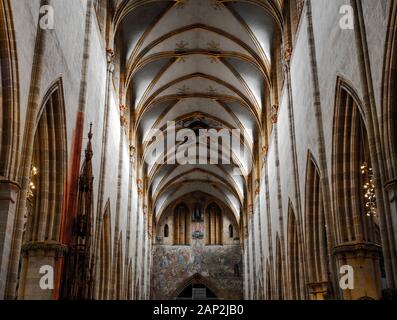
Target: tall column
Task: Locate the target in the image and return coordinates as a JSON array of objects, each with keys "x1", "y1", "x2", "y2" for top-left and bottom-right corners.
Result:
[
  {"x1": 304, "y1": 0, "x2": 337, "y2": 298},
  {"x1": 139, "y1": 212, "x2": 147, "y2": 299},
  {"x1": 385, "y1": 180, "x2": 397, "y2": 266},
  {"x1": 91, "y1": 47, "x2": 114, "y2": 300},
  {"x1": 0, "y1": 181, "x2": 20, "y2": 298},
  {"x1": 250, "y1": 207, "x2": 257, "y2": 299},
  {"x1": 5, "y1": 0, "x2": 52, "y2": 299},
  {"x1": 18, "y1": 243, "x2": 67, "y2": 299},
  {"x1": 334, "y1": 243, "x2": 382, "y2": 300},
  {"x1": 243, "y1": 239, "x2": 249, "y2": 299},
  {"x1": 350, "y1": 0, "x2": 397, "y2": 291},
  {"x1": 111, "y1": 112, "x2": 126, "y2": 299},
  {"x1": 125, "y1": 145, "x2": 136, "y2": 298},
  {"x1": 132, "y1": 178, "x2": 143, "y2": 299},
  {"x1": 248, "y1": 212, "x2": 254, "y2": 299}
]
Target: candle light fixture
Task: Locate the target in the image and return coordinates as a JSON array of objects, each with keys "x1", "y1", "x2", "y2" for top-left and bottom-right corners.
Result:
[
  {"x1": 360, "y1": 162, "x2": 377, "y2": 217},
  {"x1": 27, "y1": 165, "x2": 38, "y2": 200}
]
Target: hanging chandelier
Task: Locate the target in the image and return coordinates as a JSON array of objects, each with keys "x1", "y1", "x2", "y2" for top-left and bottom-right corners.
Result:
[
  {"x1": 360, "y1": 162, "x2": 377, "y2": 217},
  {"x1": 27, "y1": 166, "x2": 38, "y2": 200}
]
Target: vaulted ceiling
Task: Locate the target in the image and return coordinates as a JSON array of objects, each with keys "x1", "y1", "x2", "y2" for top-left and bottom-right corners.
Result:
[{"x1": 113, "y1": 0, "x2": 282, "y2": 229}]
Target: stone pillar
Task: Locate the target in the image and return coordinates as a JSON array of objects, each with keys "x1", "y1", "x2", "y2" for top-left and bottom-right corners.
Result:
[
  {"x1": 383, "y1": 179, "x2": 397, "y2": 296},
  {"x1": 385, "y1": 180, "x2": 397, "y2": 274},
  {"x1": 17, "y1": 242, "x2": 67, "y2": 300},
  {"x1": 334, "y1": 242, "x2": 382, "y2": 300},
  {"x1": 0, "y1": 180, "x2": 20, "y2": 299}
]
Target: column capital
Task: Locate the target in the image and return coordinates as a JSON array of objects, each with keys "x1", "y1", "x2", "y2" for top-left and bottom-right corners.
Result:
[
  {"x1": 0, "y1": 180, "x2": 21, "y2": 203},
  {"x1": 333, "y1": 241, "x2": 382, "y2": 258},
  {"x1": 21, "y1": 241, "x2": 68, "y2": 258},
  {"x1": 0, "y1": 179, "x2": 21, "y2": 190}
]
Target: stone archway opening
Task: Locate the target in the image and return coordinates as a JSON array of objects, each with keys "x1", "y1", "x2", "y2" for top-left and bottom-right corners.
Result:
[{"x1": 174, "y1": 274, "x2": 220, "y2": 300}]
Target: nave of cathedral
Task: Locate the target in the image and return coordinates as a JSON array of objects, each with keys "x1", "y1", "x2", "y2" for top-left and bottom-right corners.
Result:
[{"x1": 0, "y1": 0, "x2": 397, "y2": 300}]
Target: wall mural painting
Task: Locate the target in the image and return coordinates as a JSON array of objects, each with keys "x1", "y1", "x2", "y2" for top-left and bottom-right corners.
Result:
[{"x1": 152, "y1": 193, "x2": 242, "y2": 300}]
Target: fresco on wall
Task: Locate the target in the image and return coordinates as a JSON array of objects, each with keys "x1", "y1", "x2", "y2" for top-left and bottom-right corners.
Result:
[
  {"x1": 152, "y1": 192, "x2": 242, "y2": 299},
  {"x1": 152, "y1": 243, "x2": 243, "y2": 299}
]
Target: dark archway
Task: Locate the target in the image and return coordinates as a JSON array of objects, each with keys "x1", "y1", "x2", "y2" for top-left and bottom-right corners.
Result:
[{"x1": 173, "y1": 274, "x2": 220, "y2": 300}]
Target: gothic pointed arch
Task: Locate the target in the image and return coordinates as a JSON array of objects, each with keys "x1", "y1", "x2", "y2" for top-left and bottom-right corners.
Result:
[
  {"x1": 172, "y1": 273, "x2": 221, "y2": 300},
  {"x1": 205, "y1": 202, "x2": 223, "y2": 245},
  {"x1": 381, "y1": 1, "x2": 397, "y2": 292},
  {"x1": 304, "y1": 152, "x2": 330, "y2": 299},
  {"x1": 96, "y1": 200, "x2": 112, "y2": 300},
  {"x1": 163, "y1": 224, "x2": 169, "y2": 238},
  {"x1": 173, "y1": 202, "x2": 190, "y2": 245},
  {"x1": 332, "y1": 79, "x2": 381, "y2": 244},
  {"x1": 17, "y1": 79, "x2": 68, "y2": 299},
  {"x1": 287, "y1": 203, "x2": 305, "y2": 300},
  {"x1": 332, "y1": 78, "x2": 384, "y2": 299}
]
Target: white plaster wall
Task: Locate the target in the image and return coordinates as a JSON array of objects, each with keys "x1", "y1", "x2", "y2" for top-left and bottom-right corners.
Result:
[
  {"x1": 9, "y1": 0, "x2": 137, "y2": 295},
  {"x1": 254, "y1": 0, "x2": 390, "y2": 299}
]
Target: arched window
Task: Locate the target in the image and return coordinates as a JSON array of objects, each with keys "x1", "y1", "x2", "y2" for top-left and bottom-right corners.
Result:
[
  {"x1": 229, "y1": 224, "x2": 234, "y2": 239},
  {"x1": 205, "y1": 203, "x2": 223, "y2": 245},
  {"x1": 164, "y1": 224, "x2": 169, "y2": 238},
  {"x1": 173, "y1": 203, "x2": 190, "y2": 245}
]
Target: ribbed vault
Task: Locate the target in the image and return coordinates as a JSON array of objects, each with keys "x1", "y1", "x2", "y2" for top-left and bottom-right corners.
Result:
[{"x1": 113, "y1": 0, "x2": 281, "y2": 235}]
